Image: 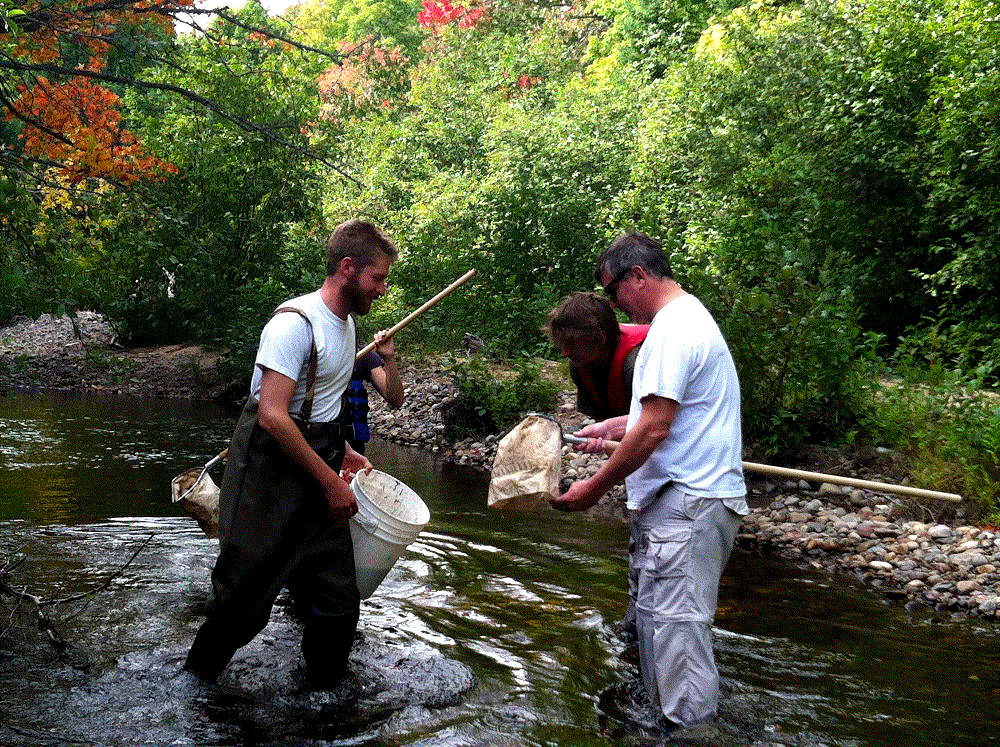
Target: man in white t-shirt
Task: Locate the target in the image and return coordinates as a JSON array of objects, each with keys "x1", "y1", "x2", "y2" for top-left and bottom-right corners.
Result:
[
  {"x1": 185, "y1": 219, "x2": 397, "y2": 689},
  {"x1": 551, "y1": 231, "x2": 747, "y2": 729}
]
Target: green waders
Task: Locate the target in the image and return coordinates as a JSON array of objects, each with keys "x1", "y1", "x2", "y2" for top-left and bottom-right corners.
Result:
[{"x1": 184, "y1": 397, "x2": 361, "y2": 687}]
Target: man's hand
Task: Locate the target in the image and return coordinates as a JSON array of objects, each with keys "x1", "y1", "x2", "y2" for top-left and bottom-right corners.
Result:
[
  {"x1": 550, "y1": 478, "x2": 601, "y2": 512},
  {"x1": 341, "y1": 446, "x2": 373, "y2": 483},
  {"x1": 324, "y1": 478, "x2": 358, "y2": 519},
  {"x1": 374, "y1": 328, "x2": 395, "y2": 358}
]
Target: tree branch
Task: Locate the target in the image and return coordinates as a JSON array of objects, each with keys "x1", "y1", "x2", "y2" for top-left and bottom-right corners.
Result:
[
  {"x1": 0, "y1": 534, "x2": 157, "y2": 658},
  {"x1": 0, "y1": 57, "x2": 365, "y2": 187}
]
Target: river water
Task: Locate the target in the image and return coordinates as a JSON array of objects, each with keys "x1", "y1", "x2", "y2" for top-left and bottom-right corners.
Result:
[{"x1": 1, "y1": 391, "x2": 999, "y2": 746}]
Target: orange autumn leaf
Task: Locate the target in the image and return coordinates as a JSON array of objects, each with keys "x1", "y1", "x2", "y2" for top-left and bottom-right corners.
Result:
[
  {"x1": 4, "y1": 0, "x2": 192, "y2": 184},
  {"x1": 7, "y1": 76, "x2": 177, "y2": 184}
]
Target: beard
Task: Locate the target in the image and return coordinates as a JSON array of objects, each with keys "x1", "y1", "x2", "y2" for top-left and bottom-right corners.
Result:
[{"x1": 344, "y1": 274, "x2": 373, "y2": 316}]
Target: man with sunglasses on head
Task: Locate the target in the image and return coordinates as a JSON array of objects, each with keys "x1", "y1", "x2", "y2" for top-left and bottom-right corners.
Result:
[
  {"x1": 551, "y1": 231, "x2": 747, "y2": 731},
  {"x1": 184, "y1": 219, "x2": 397, "y2": 690}
]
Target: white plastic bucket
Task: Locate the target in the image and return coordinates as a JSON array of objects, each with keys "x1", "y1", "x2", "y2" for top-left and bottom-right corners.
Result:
[{"x1": 349, "y1": 469, "x2": 430, "y2": 599}]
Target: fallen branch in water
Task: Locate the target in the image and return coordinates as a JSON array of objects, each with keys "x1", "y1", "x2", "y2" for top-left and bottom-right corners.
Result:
[{"x1": 0, "y1": 534, "x2": 155, "y2": 659}]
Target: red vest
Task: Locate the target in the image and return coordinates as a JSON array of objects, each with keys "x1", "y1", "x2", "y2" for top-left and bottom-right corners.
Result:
[{"x1": 576, "y1": 324, "x2": 649, "y2": 417}]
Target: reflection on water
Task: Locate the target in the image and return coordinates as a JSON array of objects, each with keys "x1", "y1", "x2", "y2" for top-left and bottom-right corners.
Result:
[
  {"x1": 0, "y1": 391, "x2": 234, "y2": 524},
  {"x1": 2, "y1": 391, "x2": 1000, "y2": 746}
]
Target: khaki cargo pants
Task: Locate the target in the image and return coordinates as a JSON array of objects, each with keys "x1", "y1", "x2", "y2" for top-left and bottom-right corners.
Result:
[{"x1": 630, "y1": 485, "x2": 745, "y2": 727}]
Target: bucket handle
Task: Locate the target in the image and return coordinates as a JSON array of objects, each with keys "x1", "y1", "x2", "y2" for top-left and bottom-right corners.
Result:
[{"x1": 352, "y1": 515, "x2": 379, "y2": 536}]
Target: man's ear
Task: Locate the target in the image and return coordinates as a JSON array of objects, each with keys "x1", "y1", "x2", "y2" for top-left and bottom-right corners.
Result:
[{"x1": 337, "y1": 255, "x2": 357, "y2": 278}]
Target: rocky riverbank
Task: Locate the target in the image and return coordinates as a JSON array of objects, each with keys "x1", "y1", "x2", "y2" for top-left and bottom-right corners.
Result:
[
  {"x1": 3, "y1": 313, "x2": 997, "y2": 624},
  {"x1": 0, "y1": 312, "x2": 224, "y2": 399}
]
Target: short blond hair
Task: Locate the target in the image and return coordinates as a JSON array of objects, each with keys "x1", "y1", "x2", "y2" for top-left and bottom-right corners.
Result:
[{"x1": 325, "y1": 219, "x2": 398, "y2": 276}]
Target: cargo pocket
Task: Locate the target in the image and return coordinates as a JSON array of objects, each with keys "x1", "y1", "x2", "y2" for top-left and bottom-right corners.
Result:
[{"x1": 637, "y1": 522, "x2": 695, "y2": 620}]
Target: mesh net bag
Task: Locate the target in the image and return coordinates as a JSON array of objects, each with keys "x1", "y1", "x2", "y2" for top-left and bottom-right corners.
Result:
[
  {"x1": 171, "y1": 468, "x2": 220, "y2": 538},
  {"x1": 488, "y1": 414, "x2": 562, "y2": 511}
]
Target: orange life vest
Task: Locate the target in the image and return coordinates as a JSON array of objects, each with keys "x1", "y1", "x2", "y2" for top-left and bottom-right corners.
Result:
[{"x1": 575, "y1": 324, "x2": 649, "y2": 417}]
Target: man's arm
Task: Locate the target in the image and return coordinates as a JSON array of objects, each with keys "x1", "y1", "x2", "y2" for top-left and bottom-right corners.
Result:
[
  {"x1": 257, "y1": 367, "x2": 358, "y2": 518},
  {"x1": 551, "y1": 395, "x2": 677, "y2": 512},
  {"x1": 369, "y1": 329, "x2": 404, "y2": 408},
  {"x1": 573, "y1": 415, "x2": 629, "y2": 451}
]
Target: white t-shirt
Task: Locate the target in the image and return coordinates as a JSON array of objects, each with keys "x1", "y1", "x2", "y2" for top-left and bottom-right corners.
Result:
[
  {"x1": 249, "y1": 291, "x2": 355, "y2": 423},
  {"x1": 624, "y1": 294, "x2": 747, "y2": 511}
]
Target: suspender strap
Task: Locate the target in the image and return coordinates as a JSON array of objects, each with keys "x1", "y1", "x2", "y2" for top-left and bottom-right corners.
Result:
[{"x1": 270, "y1": 306, "x2": 318, "y2": 422}]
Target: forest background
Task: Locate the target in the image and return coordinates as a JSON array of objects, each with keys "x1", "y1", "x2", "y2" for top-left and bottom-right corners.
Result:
[{"x1": 2, "y1": 0, "x2": 999, "y2": 515}]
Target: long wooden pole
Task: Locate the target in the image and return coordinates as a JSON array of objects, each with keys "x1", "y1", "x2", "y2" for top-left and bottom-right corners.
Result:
[
  {"x1": 561, "y1": 433, "x2": 962, "y2": 502},
  {"x1": 739, "y1": 461, "x2": 962, "y2": 502},
  {"x1": 356, "y1": 269, "x2": 478, "y2": 359}
]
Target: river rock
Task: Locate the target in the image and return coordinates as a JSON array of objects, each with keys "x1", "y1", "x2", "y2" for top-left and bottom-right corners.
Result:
[{"x1": 929, "y1": 525, "x2": 954, "y2": 541}]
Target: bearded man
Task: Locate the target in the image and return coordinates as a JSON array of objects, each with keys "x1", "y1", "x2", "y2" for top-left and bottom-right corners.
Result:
[{"x1": 184, "y1": 219, "x2": 397, "y2": 688}]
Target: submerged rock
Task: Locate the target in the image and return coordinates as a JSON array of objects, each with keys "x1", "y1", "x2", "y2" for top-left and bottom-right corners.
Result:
[{"x1": 60, "y1": 615, "x2": 476, "y2": 746}]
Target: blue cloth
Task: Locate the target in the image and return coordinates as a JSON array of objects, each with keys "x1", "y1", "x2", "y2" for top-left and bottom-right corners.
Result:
[{"x1": 342, "y1": 350, "x2": 383, "y2": 443}]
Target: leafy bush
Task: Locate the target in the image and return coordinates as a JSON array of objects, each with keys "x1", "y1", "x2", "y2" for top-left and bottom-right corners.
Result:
[
  {"x1": 870, "y1": 366, "x2": 1000, "y2": 520},
  {"x1": 323, "y1": 4, "x2": 630, "y2": 356},
  {"x1": 679, "y1": 249, "x2": 876, "y2": 457},
  {"x1": 892, "y1": 319, "x2": 1000, "y2": 386},
  {"x1": 442, "y1": 354, "x2": 559, "y2": 438}
]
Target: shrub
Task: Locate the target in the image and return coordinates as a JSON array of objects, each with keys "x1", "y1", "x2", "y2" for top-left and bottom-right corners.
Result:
[
  {"x1": 870, "y1": 365, "x2": 1000, "y2": 520},
  {"x1": 442, "y1": 354, "x2": 559, "y2": 438}
]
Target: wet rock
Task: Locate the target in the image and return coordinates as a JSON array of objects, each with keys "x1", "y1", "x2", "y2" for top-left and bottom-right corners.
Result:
[{"x1": 61, "y1": 615, "x2": 477, "y2": 747}]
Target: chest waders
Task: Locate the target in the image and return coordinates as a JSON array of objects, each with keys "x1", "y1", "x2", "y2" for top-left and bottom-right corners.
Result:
[{"x1": 185, "y1": 309, "x2": 361, "y2": 688}]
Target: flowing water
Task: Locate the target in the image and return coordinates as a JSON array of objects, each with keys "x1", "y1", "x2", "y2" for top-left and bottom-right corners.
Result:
[{"x1": 1, "y1": 391, "x2": 999, "y2": 746}]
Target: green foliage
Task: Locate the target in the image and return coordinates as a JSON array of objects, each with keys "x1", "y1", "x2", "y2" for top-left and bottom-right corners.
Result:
[
  {"x1": 0, "y1": 176, "x2": 30, "y2": 324},
  {"x1": 0, "y1": 178, "x2": 119, "y2": 327},
  {"x1": 584, "y1": 0, "x2": 745, "y2": 79},
  {"x1": 325, "y1": 6, "x2": 633, "y2": 354},
  {"x1": 624, "y1": 0, "x2": 999, "y2": 355},
  {"x1": 893, "y1": 319, "x2": 1000, "y2": 384},
  {"x1": 214, "y1": 277, "x2": 303, "y2": 392},
  {"x1": 912, "y1": 0, "x2": 1000, "y2": 330},
  {"x1": 870, "y1": 366, "x2": 1000, "y2": 519},
  {"x1": 113, "y1": 18, "x2": 328, "y2": 346},
  {"x1": 684, "y1": 254, "x2": 876, "y2": 456},
  {"x1": 289, "y1": 0, "x2": 424, "y2": 58},
  {"x1": 442, "y1": 354, "x2": 560, "y2": 437},
  {"x1": 84, "y1": 349, "x2": 135, "y2": 379},
  {"x1": 629, "y1": 0, "x2": 936, "y2": 340}
]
